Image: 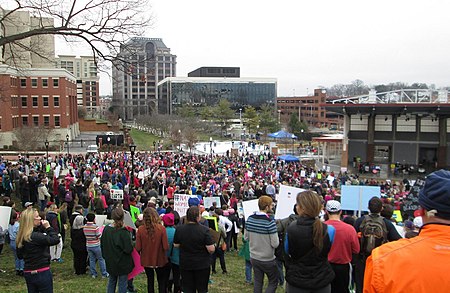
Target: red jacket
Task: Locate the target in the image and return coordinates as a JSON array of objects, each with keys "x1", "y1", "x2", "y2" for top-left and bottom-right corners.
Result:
[
  {"x1": 135, "y1": 224, "x2": 168, "y2": 268},
  {"x1": 364, "y1": 223, "x2": 450, "y2": 293}
]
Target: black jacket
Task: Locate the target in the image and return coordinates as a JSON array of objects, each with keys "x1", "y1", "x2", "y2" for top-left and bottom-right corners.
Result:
[
  {"x1": 17, "y1": 226, "x2": 60, "y2": 270},
  {"x1": 284, "y1": 217, "x2": 334, "y2": 290}
]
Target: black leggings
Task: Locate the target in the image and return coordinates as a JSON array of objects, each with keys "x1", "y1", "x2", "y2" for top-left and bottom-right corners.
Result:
[
  {"x1": 144, "y1": 265, "x2": 170, "y2": 293},
  {"x1": 180, "y1": 268, "x2": 210, "y2": 293}
]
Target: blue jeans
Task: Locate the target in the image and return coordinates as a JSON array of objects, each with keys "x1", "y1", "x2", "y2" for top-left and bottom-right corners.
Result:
[
  {"x1": 9, "y1": 240, "x2": 24, "y2": 271},
  {"x1": 87, "y1": 246, "x2": 107, "y2": 277},
  {"x1": 245, "y1": 259, "x2": 252, "y2": 283},
  {"x1": 107, "y1": 274, "x2": 128, "y2": 293},
  {"x1": 24, "y1": 269, "x2": 53, "y2": 293},
  {"x1": 40, "y1": 200, "x2": 47, "y2": 212},
  {"x1": 276, "y1": 259, "x2": 284, "y2": 286}
]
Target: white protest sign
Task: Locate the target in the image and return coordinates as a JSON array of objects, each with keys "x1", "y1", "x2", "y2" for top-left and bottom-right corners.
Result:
[
  {"x1": 124, "y1": 210, "x2": 136, "y2": 230},
  {"x1": 174, "y1": 194, "x2": 191, "y2": 217},
  {"x1": 143, "y1": 168, "x2": 151, "y2": 177},
  {"x1": 110, "y1": 189, "x2": 124, "y2": 200},
  {"x1": 0, "y1": 206, "x2": 12, "y2": 231},
  {"x1": 242, "y1": 199, "x2": 260, "y2": 220},
  {"x1": 203, "y1": 197, "x2": 220, "y2": 209},
  {"x1": 275, "y1": 184, "x2": 305, "y2": 219},
  {"x1": 300, "y1": 170, "x2": 306, "y2": 177},
  {"x1": 138, "y1": 171, "x2": 144, "y2": 179},
  {"x1": 95, "y1": 215, "x2": 107, "y2": 228}
]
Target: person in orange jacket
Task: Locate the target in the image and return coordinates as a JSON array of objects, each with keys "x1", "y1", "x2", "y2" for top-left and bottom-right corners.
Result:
[{"x1": 364, "y1": 170, "x2": 450, "y2": 293}]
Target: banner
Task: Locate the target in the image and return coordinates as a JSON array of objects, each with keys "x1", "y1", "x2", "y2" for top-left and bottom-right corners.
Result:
[
  {"x1": 275, "y1": 185, "x2": 305, "y2": 219},
  {"x1": 341, "y1": 185, "x2": 381, "y2": 213},
  {"x1": 203, "y1": 197, "x2": 220, "y2": 209},
  {"x1": 174, "y1": 194, "x2": 191, "y2": 217},
  {"x1": 110, "y1": 189, "x2": 124, "y2": 200},
  {"x1": 242, "y1": 199, "x2": 259, "y2": 220},
  {"x1": 0, "y1": 206, "x2": 12, "y2": 231}
]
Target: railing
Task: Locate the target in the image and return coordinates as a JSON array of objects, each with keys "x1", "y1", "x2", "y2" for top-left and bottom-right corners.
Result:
[{"x1": 329, "y1": 89, "x2": 449, "y2": 104}]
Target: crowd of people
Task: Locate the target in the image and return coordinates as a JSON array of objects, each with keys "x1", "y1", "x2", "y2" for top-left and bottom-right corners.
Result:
[{"x1": 0, "y1": 149, "x2": 449, "y2": 293}]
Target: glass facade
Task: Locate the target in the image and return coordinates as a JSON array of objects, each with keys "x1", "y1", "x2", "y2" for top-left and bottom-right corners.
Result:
[{"x1": 158, "y1": 79, "x2": 276, "y2": 114}]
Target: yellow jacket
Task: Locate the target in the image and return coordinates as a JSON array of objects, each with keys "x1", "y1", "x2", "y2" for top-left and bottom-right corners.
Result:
[{"x1": 364, "y1": 223, "x2": 450, "y2": 293}]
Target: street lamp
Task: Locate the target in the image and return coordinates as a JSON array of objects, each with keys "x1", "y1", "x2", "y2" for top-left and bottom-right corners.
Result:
[
  {"x1": 291, "y1": 134, "x2": 296, "y2": 155},
  {"x1": 153, "y1": 141, "x2": 156, "y2": 152},
  {"x1": 210, "y1": 137, "x2": 213, "y2": 158},
  {"x1": 178, "y1": 129, "x2": 182, "y2": 152},
  {"x1": 44, "y1": 139, "x2": 49, "y2": 162},
  {"x1": 239, "y1": 108, "x2": 242, "y2": 125},
  {"x1": 66, "y1": 134, "x2": 69, "y2": 156},
  {"x1": 277, "y1": 110, "x2": 281, "y2": 124},
  {"x1": 129, "y1": 144, "x2": 136, "y2": 191}
]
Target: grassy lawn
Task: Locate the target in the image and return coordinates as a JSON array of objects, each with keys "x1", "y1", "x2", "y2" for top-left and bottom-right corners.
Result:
[
  {"x1": 130, "y1": 128, "x2": 160, "y2": 151},
  {"x1": 0, "y1": 236, "x2": 284, "y2": 293}
]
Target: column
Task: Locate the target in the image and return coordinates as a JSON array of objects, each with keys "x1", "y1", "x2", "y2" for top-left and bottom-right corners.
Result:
[
  {"x1": 367, "y1": 114, "x2": 375, "y2": 163},
  {"x1": 437, "y1": 117, "x2": 447, "y2": 168},
  {"x1": 341, "y1": 114, "x2": 349, "y2": 169}
]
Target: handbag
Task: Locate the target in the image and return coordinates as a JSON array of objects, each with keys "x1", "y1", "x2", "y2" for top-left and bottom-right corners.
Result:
[{"x1": 219, "y1": 234, "x2": 227, "y2": 251}]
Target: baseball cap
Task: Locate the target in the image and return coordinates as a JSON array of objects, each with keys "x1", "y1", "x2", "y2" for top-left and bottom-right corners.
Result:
[
  {"x1": 25, "y1": 202, "x2": 33, "y2": 208},
  {"x1": 326, "y1": 200, "x2": 341, "y2": 212}
]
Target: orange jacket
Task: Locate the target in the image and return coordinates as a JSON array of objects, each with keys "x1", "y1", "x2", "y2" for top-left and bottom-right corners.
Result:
[{"x1": 364, "y1": 223, "x2": 450, "y2": 293}]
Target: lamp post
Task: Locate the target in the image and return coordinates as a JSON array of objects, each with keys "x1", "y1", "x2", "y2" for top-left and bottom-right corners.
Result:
[
  {"x1": 239, "y1": 108, "x2": 242, "y2": 125},
  {"x1": 178, "y1": 129, "x2": 182, "y2": 152},
  {"x1": 153, "y1": 141, "x2": 156, "y2": 152},
  {"x1": 291, "y1": 134, "x2": 295, "y2": 155},
  {"x1": 129, "y1": 144, "x2": 136, "y2": 191},
  {"x1": 44, "y1": 139, "x2": 49, "y2": 162},
  {"x1": 66, "y1": 134, "x2": 69, "y2": 156},
  {"x1": 209, "y1": 137, "x2": 213, "y2": 158},
  {"x1": 277, "y1": 110, "x2": 281, "y2": 124}
]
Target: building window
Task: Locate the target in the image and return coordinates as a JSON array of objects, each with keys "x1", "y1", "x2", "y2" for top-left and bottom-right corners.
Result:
[
  {"x1": 43, "y1": 96, "x2": 49, "y2": 107},
  {"x1": 12, "y1": 117, "x2": 19, "y2": 128},
  {"x1": 11, "y1": 96, "x2": 18, "y2": 107},
  {"x1": 21, "y1": 96, "x2": 27, "y2": 107},
  {"x1": 53, "y1": 96, "x2": 60, "y2": 107},
  {"x1": 22, "y1": 116, "x2": 28, "y2": 126},
  {"x1": 33, "y1": 116, "x2": 39, "y2": 126},
  {"x1": 43, "y1": 116, "x2": 50, "y2": 127},
  {"x1": 42, "y1": 78, "x2": 48, "y2": 87},
  {"x1": 54, "y1": 116, "x2": 60, "y2": 127},
  {"x1": 53, "y1": 78, "x2": 59, "y2": 87},
  {"x1": 21, "y1": 79, "x2": 26, "y2": 87},
  {"x1": 32, "y1": 96, "x2": 38, "y2": 107},
  {"x1": 31, "y1": 78, "x2": 38, "y2": 87}
]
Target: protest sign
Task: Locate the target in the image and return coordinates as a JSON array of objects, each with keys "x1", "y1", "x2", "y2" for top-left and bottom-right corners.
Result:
[
  {"x1": 242, "y1": 199, "x2": 259, "y2": 220},
  {"x1": 275, "y1": 184, "x2": 305, "y2": 219},
  {"x1": 95, "y1": 215, "x2": 107, "y2": 228},
  {"x1": 110, "y1": 189, "x2": 124, "y2": 200},
  {"x1": 0, "y1": 206, "x2": 12, "y2": 231},
  {"x1": 393, "y1": 210, "x2": 403, "y2": 222},
  {"x1": 124, "y1": 210, "x2": 136, "y2": 230},
  {"x1": 174, "y1": 194, "x2": 191, "y2": 217},
  {"x1": 401, "y1": 177, "x2": 425, "y2": 218},
  {"x1": 203, "y1": 197, "x2": 220, "y2": 209},
  {"x1": 341, "y1": 185, "x2": 381, "y2": 216}
]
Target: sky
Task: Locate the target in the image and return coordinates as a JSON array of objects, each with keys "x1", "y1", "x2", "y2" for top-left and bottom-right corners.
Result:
[{"x1": 55, "y1": 0, "x2": 450, "y2": 96}]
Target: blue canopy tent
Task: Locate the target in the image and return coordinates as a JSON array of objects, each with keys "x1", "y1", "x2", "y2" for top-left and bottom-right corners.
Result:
[
  {"x1": 268, "y1": 130, "x2": 297, "y2": 139},
  {"x1": 278, "y1": 154, "x2": 300, "y2": 162}
]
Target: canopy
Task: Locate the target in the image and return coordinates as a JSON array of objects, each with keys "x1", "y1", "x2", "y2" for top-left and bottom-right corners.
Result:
[
  {"x1": 268, "y1": 130, "x2": 297, "y2": 139},
  {"x1": 278, "y1": 154, "x2": 300, "y2": 162}
]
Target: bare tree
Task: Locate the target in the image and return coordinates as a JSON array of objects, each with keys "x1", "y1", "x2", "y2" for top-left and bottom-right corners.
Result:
[
  {"x1": 13, "y1": 126, "x2": 53, "y2": 151},
  {"x1": 1, "y1": 0, "x2": 152, "y2": 65},
  {"x1": 183, "y1": 126, "x2": 198, "y2": 154}
]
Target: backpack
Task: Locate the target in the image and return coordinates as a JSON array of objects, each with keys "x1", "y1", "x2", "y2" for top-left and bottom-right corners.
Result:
[
  {"x1": 65, "y1": 190, "x2": 73, "y2": 202},
  {"x1": 359, "y1": 214, "x2": 388, "y2": 255}
]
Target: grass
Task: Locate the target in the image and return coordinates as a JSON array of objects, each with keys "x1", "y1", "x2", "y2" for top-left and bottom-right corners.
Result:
[
  {"x1": 0, "y1": 237, "x2": 284, "y2": 293},
  {"x1": 130, "y1": 128, "x2": 160, "y2": 151}
]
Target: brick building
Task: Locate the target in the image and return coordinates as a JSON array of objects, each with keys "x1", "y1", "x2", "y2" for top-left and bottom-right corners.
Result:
[
  {"x1": 276, "y1": 89, "x2": 343, "y2": 129},
  {"x1": 0, "y1": 65, "x2": 78, "y2": 147}
]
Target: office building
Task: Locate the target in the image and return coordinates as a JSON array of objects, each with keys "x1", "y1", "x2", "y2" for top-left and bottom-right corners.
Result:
[
  {"x1": 112, "y1": 37, "x2": 177, "y2": 121},
  {"x1": 188, "y1": 67, "x2": 240, "y2": 78},
  {"x1": 157, "y1": 76, "x2": 277, "y2": 115}
]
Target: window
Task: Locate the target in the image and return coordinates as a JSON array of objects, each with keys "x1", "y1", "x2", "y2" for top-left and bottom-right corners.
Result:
[
  {"x1": 54, "y1": 116, "x2": 60, "y2": 127},
  {"x1": 31, "y1": 78, "x2": 38, "y2": 87},
  {"x1": 53, "y1": 78, "x2": 59, "y2": 87},
  {"x1": 21, "y1": 79, "x2": 26, "y2": 87},
  {"x1": 22, "y1": 116, "x2": 28, "y2": 126},
  {"x1": 32, "y1": 96, "x2": 38, "y2": 107},
  {"x1": 33, "y1": 116, "x2": 39, "y2": 126},
  {"x1": 42, "y1": 78, "x2": 48, "y2": 87},
  {"x1": 21, "y1": 96, "x2": 27, "y2": 107},
  {"x1": 53, "y1": 96, "x2": 60, "y2": 107},
  {"x1": 12, "y1": 117, "x2": 19, "y2": 128},
  {"x1": 43, "y1": 96, "x2": 49, "y2": 107},
  {"x1": 43, "y1": 116, "x2": 50, "y2": 127},
  {"x1": 11, "y1": 96, "x2": 18, "y2": 107}
]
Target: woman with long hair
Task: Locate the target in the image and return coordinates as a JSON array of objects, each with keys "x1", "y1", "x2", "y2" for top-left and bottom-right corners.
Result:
[
  {"x1": 135, "y1": 207, "x2": 169, "y2": 293},
  {"x1": 284, "y1": 191, "x2": 336, "y2": 293},
  {"x1": 101, "y1": 207, "x2": 134, "y2": 293},
  {"x1": 8, "y1": 211, "x2": 24, "y2": 275},
  {"x1": 16, "y1": 208, "x2": 60, "y2": 292}
]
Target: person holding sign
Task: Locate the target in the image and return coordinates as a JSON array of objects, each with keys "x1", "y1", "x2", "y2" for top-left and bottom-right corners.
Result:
[{"x1": 364, "y1": 170, "x2": 450, "y2": 293}]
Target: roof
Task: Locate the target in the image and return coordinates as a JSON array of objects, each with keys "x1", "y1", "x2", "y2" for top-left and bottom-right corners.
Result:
[{"x1": 158, "y1": 76, "x2": 277, "y2": 86}]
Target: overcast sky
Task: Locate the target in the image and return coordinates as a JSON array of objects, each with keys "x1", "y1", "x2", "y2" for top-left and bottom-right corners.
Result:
[{"x1": 56, "y1": 0, "x2": 450, "y2": 96}]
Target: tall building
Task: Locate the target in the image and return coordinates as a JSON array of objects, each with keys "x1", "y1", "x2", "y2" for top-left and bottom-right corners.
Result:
[
  {"x1": 112, "y1": 37, "x2": 177, "y2": 121},
  {"x1": 55, "y1": 55, "x2": 100, "y2": 115},
  {"x1": 0, "y1": 8, "x2": 55, "y2": 68},
  {"x1": 158, "y1": 76, "x2": 277, "y2": 114}
]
